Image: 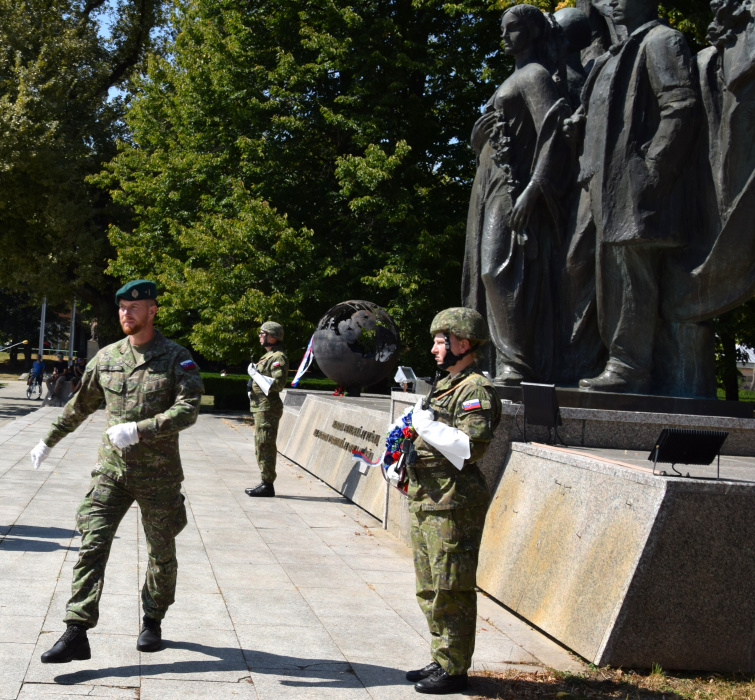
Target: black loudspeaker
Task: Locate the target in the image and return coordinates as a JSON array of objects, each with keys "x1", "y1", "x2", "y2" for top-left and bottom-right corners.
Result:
[
  {"x1": 648, "y1": 428, "x2": 729, "y2": 478},
  {"x1": 521, "y1": 382, "x2": 563, "y2": 445}
]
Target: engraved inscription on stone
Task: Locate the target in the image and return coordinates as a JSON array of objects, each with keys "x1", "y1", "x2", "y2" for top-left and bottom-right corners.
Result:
[{"x1": 312, "y1": 419, "x2": 380, "y2": 462}]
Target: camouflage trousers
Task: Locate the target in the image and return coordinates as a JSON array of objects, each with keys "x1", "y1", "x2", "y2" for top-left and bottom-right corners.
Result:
[
  {"x1": 65, "y1": 472, "x2": 187, "y2": 628},
  {"x1": 411, "y1": 506, "x2": 486, "y2": 675},
  {"x1": 252, "y1": 407, "x2": 282, "y2": 484}
]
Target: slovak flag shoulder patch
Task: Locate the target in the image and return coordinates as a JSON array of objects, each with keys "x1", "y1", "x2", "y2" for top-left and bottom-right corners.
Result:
[
  {"x1": 180, "y1": 359, "x2": 197, "y2": 370},
  {"x1": 462, "y1": 398, "x2": 482, "y2": 411},
  {"x1": 272, "y1": 361, "x2": 281, "y2": 367}
]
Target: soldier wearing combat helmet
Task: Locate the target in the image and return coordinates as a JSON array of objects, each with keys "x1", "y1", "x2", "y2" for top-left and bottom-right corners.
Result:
[
  {"x1": 245, "y1": 321, "x2": 289, "y2": 497},
  {"x1": 404, "y1": 307, "x2": 501, "y2": 694},
  {"x1": 31, "y1": 279, "x2": 204, "y2": 663}
]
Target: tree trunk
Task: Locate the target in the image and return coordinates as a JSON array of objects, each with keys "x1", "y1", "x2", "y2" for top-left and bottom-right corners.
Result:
[{"x1": 719, "y1": 331, "x2": 740, "y2": 401}]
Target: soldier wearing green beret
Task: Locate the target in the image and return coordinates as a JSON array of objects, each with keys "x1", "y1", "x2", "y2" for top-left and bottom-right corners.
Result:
[
  {"x1": 245, "y1": 321, "x2": 289, "y2": 497},
  {"x1": 404, "y1": 307, "x2": 502, "y2": 694},
  {"x1": 31, "y1": 279, "x2": 204, "y2": 663}
]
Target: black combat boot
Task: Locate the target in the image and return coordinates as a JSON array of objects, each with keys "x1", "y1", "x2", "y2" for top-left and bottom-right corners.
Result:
[
  {"x1": 406, "y1": 661, "x2": 441, "y2": 682},
  {"x1": 137, "y1": 615, "x2": 162, "y2": 652},
  {"x1": 41, "y1": 623, "x2": 91, "y2": 663},
  {"x1": 414, "y1": 668, "x2": 468, "y2": 694},
  {"x1": 245, "y1": 482, "x2": 275, "y2": 497}
]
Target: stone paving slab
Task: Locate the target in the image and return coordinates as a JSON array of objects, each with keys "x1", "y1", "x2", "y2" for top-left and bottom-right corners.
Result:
[{"x1": 0, "y1": 378, "x2": 583, "y2": 699}]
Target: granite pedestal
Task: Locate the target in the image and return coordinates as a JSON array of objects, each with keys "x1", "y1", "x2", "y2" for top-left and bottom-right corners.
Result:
[{"x1": 477, "y1": 442, "x2": 755, "y2": 672}]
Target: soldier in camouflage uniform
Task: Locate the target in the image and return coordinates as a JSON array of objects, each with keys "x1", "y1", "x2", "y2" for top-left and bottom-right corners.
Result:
[
  {"x1": 405, "y1": 307, "x2": 502, "y2": 695},
  {"x1": 245, "y1": 321, "x2": 289, "y2": 497},
  {"x1": 30, "y1": 280, "x2": 204, "y2": 663}
]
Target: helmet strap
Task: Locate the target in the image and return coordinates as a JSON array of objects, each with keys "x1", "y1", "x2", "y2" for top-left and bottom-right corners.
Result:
[
  {"x1": 260, "y1": 332, "x2": 278, "y2": 348},
  {"x1": 439, "y1": 332, "x2": 473, "y2": 370}
]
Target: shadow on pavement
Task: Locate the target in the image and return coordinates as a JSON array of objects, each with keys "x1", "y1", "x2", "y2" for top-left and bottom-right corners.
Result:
[
  {"x1": 0, "y1": 402, "x2": 40, "y2": 417},
  {"x1": 53, "y1": 641, "x2": 407, "y2": 689},
  {"x1": 2, "y1": 525, "x2": 77, "y2": 539},
  {"x1": 0, "y1": 538, "x2": 78, "y2": 552},
  {"x1": 0, "y1": 524, "x2": 79, "y2": 552},
  {"x1": 274, "y1": 495, "x2": 351, "y2": 504}
]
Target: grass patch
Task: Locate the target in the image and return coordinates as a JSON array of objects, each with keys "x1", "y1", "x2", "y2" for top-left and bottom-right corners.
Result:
[
  {"x1": 198, "y1": 372, "x2": 339, "y2": 411},
  {"x1": 290, "y1": 376, "x2": 338, "y2": 391},
  {"x1": 469, "y1": 667, "x2": 755, "y2": 699},
  {"x1": 717, "y1": 388, "x2": 755, "y2": 402},
  {"x1": 199, "y1": 371, "x2": 337, "y2": 390}
]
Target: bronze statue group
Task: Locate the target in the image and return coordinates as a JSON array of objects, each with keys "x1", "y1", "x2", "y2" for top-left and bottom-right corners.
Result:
[{"x1": 463, "y1": 0, "x2": 755, "y2": 400}]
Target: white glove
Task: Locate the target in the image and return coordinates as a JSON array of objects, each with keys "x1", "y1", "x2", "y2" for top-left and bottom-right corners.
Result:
[
  {"x1": 250, "y1": 372, "x2": 273, "y2": 396},
  {"x1": 106, "y1": 422, "x2": 139, "y2": 449},
  {"x1": 412, "y1": 399, "x2": 470, "y2": 470},
  {"x1": 247, "y1": 391, "x2": 252, "y2": 401},
  {"x1": 30, "y1": 440, "x2": 51, "y2": 469},
  {"x1": 413, "y1": 402, "x2": 435, "y2": 424},
  {"x1": 385, "y1": 462, "x2": 403, "y2": 485},
  {"x1": 247, "y1": 362, "x2": 259, "y2": 377}
]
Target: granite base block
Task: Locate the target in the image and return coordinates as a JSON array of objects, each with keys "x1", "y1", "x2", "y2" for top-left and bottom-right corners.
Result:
[{"x1": 477, "y1": 443, "x2": 755, "y2": 672}]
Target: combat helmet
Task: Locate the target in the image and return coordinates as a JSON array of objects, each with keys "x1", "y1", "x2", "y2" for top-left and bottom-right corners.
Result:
[
  {"x1": 260, "y1": 321, "x2": 284, "y2": 342},
  {"x1": 430, "y1": 307, "x2": 488, "y2": 344}
]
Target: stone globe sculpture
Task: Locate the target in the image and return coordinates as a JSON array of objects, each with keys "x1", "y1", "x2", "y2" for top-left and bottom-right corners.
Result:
[{"x1": 312, "y1": 301, "x2": 400, "y2": 396}]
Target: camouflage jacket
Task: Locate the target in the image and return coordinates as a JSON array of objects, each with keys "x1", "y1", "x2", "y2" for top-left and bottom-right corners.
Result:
[
  {"x1": 249, "y1": 347, "x2": 289, "y2": 413},
  {"x1": 44, "y1": 330, "x2": 204, "y2": 484},
  {"x1": 407, "y1": 364, "x2": 502, "y2": 512}
]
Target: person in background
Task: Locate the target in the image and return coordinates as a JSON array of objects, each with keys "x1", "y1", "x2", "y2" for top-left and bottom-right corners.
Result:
[
  {"x1": 70, "y1": 356, "x2": 86, "y2": 394},
  {"x1": 45, "y1": 353, "x2": 69, "y2": 400},
  {"x1": 245, "y1": 322, "x2": 289, "y2": 497},
  {"x1": 30, "y1": 355, "x2": 46, "y2": 399}
]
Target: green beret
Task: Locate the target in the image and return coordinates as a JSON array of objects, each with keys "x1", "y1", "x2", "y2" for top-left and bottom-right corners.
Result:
[{"x1": 115, "y1": 279, "x2": 158, "y2": 305}]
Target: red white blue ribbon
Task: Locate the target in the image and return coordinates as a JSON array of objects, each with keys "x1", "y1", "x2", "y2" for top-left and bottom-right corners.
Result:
[
  {"x1": 291, "y1": 334, "x2": 314, "y2": 387},
  {"x1": 351, "y1": 450, "x2": 382, "y2": 467}
]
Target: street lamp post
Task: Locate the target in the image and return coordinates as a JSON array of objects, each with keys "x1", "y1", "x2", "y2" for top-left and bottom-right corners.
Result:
[
  {"x1": 38, "y1": 297, "x2": 47, "y2": 357},
  {"x1": 68, "y1": 297, "x2": 77, "y2": 365}
]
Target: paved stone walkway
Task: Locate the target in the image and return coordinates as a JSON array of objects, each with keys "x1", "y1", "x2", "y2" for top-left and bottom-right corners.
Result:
[{"x1": 0, "y1": 378, "x2": 581, "y2": 699}]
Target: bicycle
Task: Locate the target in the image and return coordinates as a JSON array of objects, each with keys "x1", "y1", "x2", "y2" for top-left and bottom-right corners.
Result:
[{"x1": 26, "y1": 372, "x2": 43, "y2": 400}]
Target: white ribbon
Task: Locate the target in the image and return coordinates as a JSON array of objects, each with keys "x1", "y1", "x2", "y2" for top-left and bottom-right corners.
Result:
[
  {"x1": 248, "y1": 363, "x2": 273, "y2": 396},
  {"x1": 412, "y1": 399, "x2": 470, "y2": 470}
]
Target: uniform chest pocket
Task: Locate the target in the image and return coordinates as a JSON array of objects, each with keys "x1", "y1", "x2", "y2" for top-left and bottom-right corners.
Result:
[
  {"x1": 430, "y1": 394, "x2": 454, "y2": 424},
  {"x1": 144, "y1": 369, "x2": 171, "y2": 394},
  {"x1": 100, "y1": 370, "x2": 125, "y2": 394}
]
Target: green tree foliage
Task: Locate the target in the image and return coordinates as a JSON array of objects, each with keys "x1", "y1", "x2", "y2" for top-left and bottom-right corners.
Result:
[
  {"x1": 100, "y1": 0, "x2": 514, "y2": 369},
  {"x1": 0, "y1": 0, "x2": 166, "y2": 342}
]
